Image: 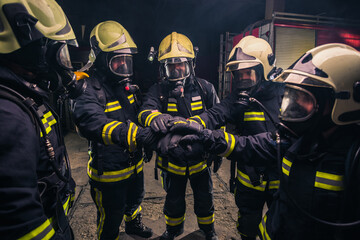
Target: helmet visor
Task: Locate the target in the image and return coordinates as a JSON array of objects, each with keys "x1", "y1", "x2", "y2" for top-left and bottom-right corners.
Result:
[
  {"x1": 231, "y1": 67, "x2": 260, "y2": 90},
  {"x1": 164, "y1": 61, "x2": 190, "y2": 81},
  {"x1": 280, "y1": 85, "x2": 317, "y2": 122},
  {"x1": 109, "y1": 54, "x2": 133, "y2": 77}
]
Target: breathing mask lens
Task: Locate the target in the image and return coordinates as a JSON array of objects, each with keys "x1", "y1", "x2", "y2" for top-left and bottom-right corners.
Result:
[
  {"x1": 280, "y1": 85, "x2": 317, "y2": 122},
  {"x1": 109, "y1": 54, "x2": 133, "y2": 77},
  {"x1": 164, "y1": 61, "x2": 190, "y2": 81},
  {"x1": 57, "y1": 44, "x2": 73, "y2": 70},
  {"x1": 231, "y1": 68, "x2": 259, "y2": 90}
]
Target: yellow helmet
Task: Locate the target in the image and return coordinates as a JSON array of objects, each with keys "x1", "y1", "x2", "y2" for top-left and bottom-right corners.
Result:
[
  {"x1": 88, "y1": 21, "x2": 137, "y2": 63},
  {"x1": 275, "y1": 43, "x2": 360, "y2": 125},
  {"x1": 158, "y1": 32, "x2": 195, "y2": 62},
  {"x1": 226, "y1": 36, "x2": 275, "y2": 80},
  {"x1": 0, "y1": 0, "x2": 77, "y2": 54}
]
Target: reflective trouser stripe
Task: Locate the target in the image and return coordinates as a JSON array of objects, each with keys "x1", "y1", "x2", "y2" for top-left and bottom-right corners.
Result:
[
  {"x1": 219, "y1": 132, "x2": 235, "y2": 157},
  {"x1": 268, "y1": 180, "x2": 280, "y2": 190},
  {"x1": 165, "y1": 214, "x2": 185, "y2": 226},
  {"x1": 197, "y1": 213, "x2": 215, "y2": 225},
  {"x1": 124, "y1": 206, "x2": 142, "y2": 222},
  {"x1": 259, "y1": 214, "x2": 271, "y2": 240},
  {"x1": 237, "y1": 169, "x2": 267, "y2": 191},
  {"x1": 18, "y1": 219, "x2": 55, "y2": 240},
  {"x1": 88, "y1": 158, "x2": 144, "y2": 182},
  {"x1": 282, "y1": 157, "x2": 292, "y2": 176},
  {"x1": 157, "y1": 157, "x2": 187, "y2": 175},
  {"x1": 189, "y1": 160, "x2": 207, "y2": 175},
  {"x1": 102, "y1": 121, "x2": 122, "y2": 145},
  {"x1": 314, "y1": 171, "x2": 344, "y2": 191},
  {"x1": 94, "y1": 188, "x2": 105, "y2": 239}
]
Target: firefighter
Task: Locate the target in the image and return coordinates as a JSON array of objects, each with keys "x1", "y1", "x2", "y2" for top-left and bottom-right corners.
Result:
[
  {"x1": 71, "y1": 21, "x2": 155, "y2": 239},
  {"x1": 177, "y1": 43, "x2": 360, "y2": 240},
  {"x1": 138, "y1": 32, "x2": 220, "y2": 240},
  {"x1": 0, "y1": 0, "x2": 85, "y2": 239},
  {"x1": 170, "y1": 36, "x2": 284, "y2": 240}
]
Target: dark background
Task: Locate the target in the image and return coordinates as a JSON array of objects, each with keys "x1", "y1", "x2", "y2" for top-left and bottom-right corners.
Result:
[{"x1": 57, "y1": 0, "x2": 360, "y2": 91}]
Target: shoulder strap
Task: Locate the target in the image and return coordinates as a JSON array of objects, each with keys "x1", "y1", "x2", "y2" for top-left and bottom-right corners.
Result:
[{"x1": 192, "y1": 77, "x2": 208, "y2": 110}]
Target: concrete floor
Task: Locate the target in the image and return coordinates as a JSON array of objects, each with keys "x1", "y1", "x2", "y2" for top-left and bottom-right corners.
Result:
[{"x1": 65, "y1": 131, "x2": 250, "y2": 240}]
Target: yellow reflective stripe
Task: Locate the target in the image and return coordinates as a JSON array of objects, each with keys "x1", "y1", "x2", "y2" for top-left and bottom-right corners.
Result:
[
  {"x1": 87, "y1": 159, "x2": 144, "y2": 182},
  {"x1": 259, "y1": 214, "x2": 271, "y2": 240},
  {"x1": 127, "y1": 122, "x2": 138, "y2": 152},
  {"x1": 244, "y1": 111, "x2": 265, "y2": 121},
  {"x1": 104, "y1": 101, "x2": 122, "y2": 112},
  {"x1": 63, "y1": 195, "x2": 71, "y2": 216},
  {"x1": 314, "y1": 171, "x2": 344, "y2": 191},
  {"x1": 157, "y1": 157, "x2": 187, "y2": 175},
  {"x1": 40, "y1": 111, "x2": 57, "y2": 136},
  {"x1": 18, "y1": 219, "x2": 55, "y2": 240},
  {"x1": 102, "y1": 121, "x2": 122, "y2": 145},
  {"x1": 94, "y1": 188, "x2": 105, "y2": 239},
  {"x1": 165, "y1": 214, "x2": 186, "y2": 226},
  {"x1": 220, "y1": 132, "x2": 235, "y2": 157},
  {"x1": 167, "y1": 103, "x2": 178, "y2": 112},
  {"x1": 138, "y1": 109, "x2": 151, "y2": 126},
  {"x1": 190, "y1": 115, "x2": 206, "y2": 128},
  {"x1": 145, "y1": 111, "x2": 161, "y2": 126},
  {"x1": 189, "y1": 160, "x2": 207, "y2": 175},
  {"x1": 127, "y1": 94, "x2": 135, "y2": 104},
  {"x1": 124, "y1": 206, "x2": 142, "y2": 222},
  {"x1": 191, "y1": 101, "x2": 203, "y2": 111},
  {"x1": 237, "y1": 169, "x2": 267, "y2": 191},
  {"x1": 197, "y1": 214, "x2": 215, "y2": 225},
  {"x1": 268, "y1": 180, "x2": 280, "y2": 190},
  {"x1": 282, "y1": 157, "x2": 292, "y2": 176}
]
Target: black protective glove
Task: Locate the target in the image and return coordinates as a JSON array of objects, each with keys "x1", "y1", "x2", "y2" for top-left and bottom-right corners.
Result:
[
  {"x1": 136, "y1": 127, "x2": 159, "y2": 162},
  {"x1": 157, "y1": 132, "x2": 203, "y2": 161},
  {"x1": 150, "y1": 113, "x2": 173, "y2": 134},
  {"x1": 180, "y1": 129, "x2": 229, "y2": 156},
  {"x1": 168, "y1": 118, "x2": 204, "y2": 134}
]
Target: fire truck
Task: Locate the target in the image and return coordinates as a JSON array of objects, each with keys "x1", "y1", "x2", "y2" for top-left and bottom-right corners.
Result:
[{"x1": 217, "y1": 12, "x2": 360, "y2": 99}]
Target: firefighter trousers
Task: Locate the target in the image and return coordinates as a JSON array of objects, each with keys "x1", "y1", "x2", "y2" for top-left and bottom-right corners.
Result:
[
  {"x1": 90, "y1": 171, "x2": 145, "y2": 240},
  {"x1": 161, "y1": 168, "x2": 215, "y2": 232},
  {"x1": 234, "y1": 179, "x2": 277, "y2": 239}
]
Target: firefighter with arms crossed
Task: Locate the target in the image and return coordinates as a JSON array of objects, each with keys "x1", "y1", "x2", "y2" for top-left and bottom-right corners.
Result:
[
  {"x1": 0, "y1": 0, "x2": 86, "y2": 239},
  {"x1": 72, "y1": 21, "x2": 155, "y2": 240},
  {"x1": 138, "y1": 32, "x2": 220, "y2": 240}
]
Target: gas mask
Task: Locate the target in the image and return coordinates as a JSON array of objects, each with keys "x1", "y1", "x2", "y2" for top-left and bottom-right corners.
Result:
[
  {"x1": 109, "y1": 54, "x2": 133, "y2": 77},
  {"x1": 164, "y1": 60, "x2": 191, "y2": 98},
  {"x1": 279, "y1": 84, "x2": 334, "y2": 138}
]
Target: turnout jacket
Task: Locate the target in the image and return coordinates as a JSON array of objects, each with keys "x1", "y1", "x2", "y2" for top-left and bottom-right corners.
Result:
[
  {"x1": 72, "y1": 70, "x2": 143, "y2": 184},
  {"x1": 260, "y1": 125, "x2": 360, "y2": 240},
  {"x1": 0, "y1": 66, "x2": 74, "y2": 239},
  {"x1": 193, "y1": 82, "x2": 283, "y2": 186},
  {"x1": 138, "y1": 76, "x2": 219, "y2": 176}
]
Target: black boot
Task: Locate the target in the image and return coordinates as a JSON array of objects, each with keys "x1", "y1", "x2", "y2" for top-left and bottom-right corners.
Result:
[
  {"x1": 125, "y1": 213, "x2": 153, "y2": 238},
  {"x1": 160, "y1": 226, "x2": 184, "y2": 240},
  {"x1": 205, "y1": 230, "x2": 218, "y2": 240}
]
